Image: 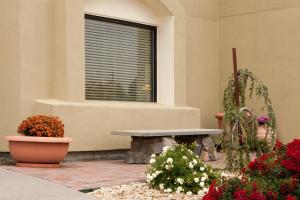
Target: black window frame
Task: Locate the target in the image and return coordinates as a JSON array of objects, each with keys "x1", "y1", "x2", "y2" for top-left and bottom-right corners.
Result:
[{"x1": 85, "y1": 14, "x2": 157, "y2": 102}]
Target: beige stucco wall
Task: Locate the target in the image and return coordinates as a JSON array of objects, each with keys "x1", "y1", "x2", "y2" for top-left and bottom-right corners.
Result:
[
  {"x1": 0, "y1": 0, "x2": 207, "y2": 152},
  {"x1": 0, "y1": 0, "x2": 54, "y2": 151},
  {"x1": 0, "y1": 0, "x2": 21, "y2": 151},
  {"x1": 3, "y1": 0, "x2": 299, "y2": 152},
  {"x1": 34, "y1": 100, "x2": 200, "y2": 151},
  {"x1": 220, "y1": 0, "x2": 300, "y2": 143},
  {"x1": 183, "y1": 0, "x2": 220, "y2": 129}
]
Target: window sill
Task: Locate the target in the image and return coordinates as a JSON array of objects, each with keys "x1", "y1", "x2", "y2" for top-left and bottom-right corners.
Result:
[{"x1": 34, "y1": 99, "x2": 199, "y2": 111}]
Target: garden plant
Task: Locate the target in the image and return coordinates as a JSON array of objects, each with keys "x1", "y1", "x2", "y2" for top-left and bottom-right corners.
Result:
[
  {"x1": 223, "y1": 68, "x2": 277, "y2": 170},
  {"x1": 203, "y1": 139, "x2": 300, "y2": 200},
  {"x1": 18, "y1": 115, "x2": 64, "y2": 137},
  {"x1": 146, "y1": 144, "x2": 219, "y2": 195}
]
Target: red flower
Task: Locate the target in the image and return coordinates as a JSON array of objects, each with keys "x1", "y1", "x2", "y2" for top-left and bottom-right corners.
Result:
[
  {"x1": 286, "y1": 195, "x2": 297, "y2": 200},
  {"x1": 203, "y1": 181, "x2": 224, "y2": 200},
  {"x1": 266, "y1": 191, "x2": 278, "y2": 200},
  {"x1": 275, "y1": 140, "x2": 283, "y2": 149},
  {"x1": 233, "y1": 187, "x2": 266, "y2": 200},
  {"x1": 248, "y1": 190, "x2": 266, "y2": 200},
  {"x1": 282, "y1": 139, "x2": 300, "y2": 172},
  {"x1": 247, "y1": 154, "x2": 272, "y2": 175},
  {"x1": 233, "y1": 189, "x2": 247, "y2": 200},
  {"x1": 248, "y1": 160, "x2": 256, "y2": 169}
]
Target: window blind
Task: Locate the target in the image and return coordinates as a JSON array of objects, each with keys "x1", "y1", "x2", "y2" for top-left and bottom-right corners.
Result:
[{"x1": 85, "y1": 15, "x2": 156, "y2": 102}]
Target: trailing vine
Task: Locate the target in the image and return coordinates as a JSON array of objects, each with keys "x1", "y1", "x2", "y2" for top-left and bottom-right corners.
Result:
[{"x1": 222, "y1": 69, "x2": 277, "y2": 170}]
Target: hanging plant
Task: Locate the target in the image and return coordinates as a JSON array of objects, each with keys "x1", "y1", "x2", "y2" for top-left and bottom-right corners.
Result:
[{"x1": 222, "y1": 68, "x2": 277, "y2": 170}]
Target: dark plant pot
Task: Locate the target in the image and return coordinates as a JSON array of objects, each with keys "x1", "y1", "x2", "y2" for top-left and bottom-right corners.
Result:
[{"x1": 258, "y1": 122, "x2": 266, "y2": 126}]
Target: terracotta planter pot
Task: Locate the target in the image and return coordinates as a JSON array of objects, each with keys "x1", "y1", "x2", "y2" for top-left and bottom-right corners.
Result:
[
  {"x1": 5, "y1": 136, "x2": 72, "y2": 168},
  {"x1": 215, "y1": 112, "x2": 224, "y2": 129}
]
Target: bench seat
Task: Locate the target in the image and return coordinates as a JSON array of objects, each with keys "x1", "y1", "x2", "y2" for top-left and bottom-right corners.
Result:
[{"x1": 112, "y1": 129, "x2": 222, "y2": 137}]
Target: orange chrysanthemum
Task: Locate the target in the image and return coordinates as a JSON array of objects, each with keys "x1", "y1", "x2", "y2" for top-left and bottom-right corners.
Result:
[{"x1": 17, "y1": 115, "x2": 64, "y2": 137}]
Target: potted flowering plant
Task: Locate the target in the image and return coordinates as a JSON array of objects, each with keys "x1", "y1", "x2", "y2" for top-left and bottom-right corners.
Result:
[
  {"x1": 256, "y1": 115, "x2": 274, "y2": 142},
  {"x1": 257, "y1": 115, "x2": 269, "y2": 126},
  {"x1": 5, "y1": 115, "x2": 72, "y2": 168}
]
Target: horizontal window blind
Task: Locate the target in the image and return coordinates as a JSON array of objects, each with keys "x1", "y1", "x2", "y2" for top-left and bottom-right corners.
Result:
[{"x1": 85, "y1": 15, "x2": 156, "y2": 102}]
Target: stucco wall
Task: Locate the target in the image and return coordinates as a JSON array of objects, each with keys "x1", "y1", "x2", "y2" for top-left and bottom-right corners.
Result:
[
  {"x1": 0, "y1": 0, "x2": 205, "y2": 152},
  {"x1": 3, "y1": 0, "x2": 299, "y2": 152},
  {"x1": 0, "y1": 0, "x2": 53, "y2": 151},
  {"x1": 219, "y1": 0, "x2": 300, "y2": 142},
  {"x1": 183, "y1": 0, "x2": 220, "y2": 129},
  {"x1": 0, "y1": 1, "x2": 21, "y2": 151},
  {"x1": 34, "y1": 100, "x2": 200, "y2": 151}
]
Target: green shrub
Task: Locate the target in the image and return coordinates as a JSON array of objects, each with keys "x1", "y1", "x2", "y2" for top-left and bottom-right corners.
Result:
[{"x1": 146, "y1": 144, "x2": 219, "y2": 195}]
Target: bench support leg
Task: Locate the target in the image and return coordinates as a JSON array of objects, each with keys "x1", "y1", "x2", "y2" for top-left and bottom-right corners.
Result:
[
  {"x1": 125, "y1": 136, "x2": 176, "y2": 164},
  {"x1": 202, "y1": 136, "x2": 218, "y2": 161}
]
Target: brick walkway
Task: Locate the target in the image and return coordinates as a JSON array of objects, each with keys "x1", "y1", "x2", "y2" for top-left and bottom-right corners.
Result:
[
  {"x1": 1, "y1": 154, "x2": 226, "y2": 191},
  {"x1": 1, "y1": 160, "x2": 147, "y2": 190}
]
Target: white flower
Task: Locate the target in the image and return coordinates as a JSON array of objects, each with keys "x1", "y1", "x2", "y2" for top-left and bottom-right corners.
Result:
[
  {"x1": 152, "y1": 173, "x2": 157, "y2": 178},
  {"x1": 194, "y1": 177, "x2": 199, "y2": 183},
  {"x1": 165, "y1": 188, "x2": 172, "y2": 193},
  {"x1": 159, "y1": 184, "x2": 164, "y2": 190},
  {"x1": 193, "y1": 171, "x2": 196, "y2": 175},
  {"x1": 186, "y1": 191, "x2": 193, "y2": 195},
  {"x1": 188, "y1": 149, "x2": 194, "y2": 154},
  {"x1": 165, "y1": 165, "x2": 170, "y2": 170},
  {"x1": 146, "y1": 174, "x2": 153, "y2": 182},
  {"x1": 155, "y1": 170, "x2": 162, "y2": 176},
  {"x1": 203, "y1": 187, "x2": 209, "y2": 194},
  {"x1": 200, "y1": 167, "x2": 205, "y2": 171},
  {"x1": 199, "y1": 181, "x2": 205, "y2": 187},
  {"x1": 176, "y1": 178, "x2": 184, "y2": 185},
  {"x1": 201, "y1": 176, "x2": 207, "y2": 182},
  {"x1": 203, "y1": 172, "x2": 208, "y2": 177},
  {"x1": 195, "y1": 155, "x2": 200, "y2": 158},
  {"x1": 176, "y1": 186, "x2": 183, "y2": 192},
  {"x1": 166, "y1": 157, "x2": 173, "y2": 164},
  {"x1": 151, "y1": 154, "x2": 156, "y2": 158},
  {"x1": 182, "y1": 156, "x2": 188, "y2": 160},
  {"x1": 198, "y1": 190, "x2": 204, "y2": 195},
  {"x1": 188, "y1": 162, "x2": 194, "y2": 169},
  {"x1": 163, "y1": 146, "x2": 170, "y2": 152},
  {"x1": 192, "y1": 159, "x2": 197, "y2": 165},
  {"x1": 149, "y1": 158, "x2": 156, "y2": 164}
]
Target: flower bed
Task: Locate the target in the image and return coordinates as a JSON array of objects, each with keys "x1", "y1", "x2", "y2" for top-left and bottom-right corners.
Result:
[{"x1": 203, "y1": 139, "x2": 300, "y2": 200}]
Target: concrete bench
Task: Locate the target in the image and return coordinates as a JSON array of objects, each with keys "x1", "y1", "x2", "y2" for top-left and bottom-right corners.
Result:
[{"x1": 111, "y1": 129, "x2": 223, "y2": 164}]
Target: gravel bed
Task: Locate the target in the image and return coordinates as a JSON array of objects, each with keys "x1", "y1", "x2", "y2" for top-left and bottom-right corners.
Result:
[{"x1": 89, "y1": 182, "x2": 205, "y2": 200}]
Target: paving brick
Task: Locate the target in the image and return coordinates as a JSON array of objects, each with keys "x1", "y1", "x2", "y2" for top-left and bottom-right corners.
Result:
[{"x1": 1, "y1": 153, "x2": 225, "y2": 191}]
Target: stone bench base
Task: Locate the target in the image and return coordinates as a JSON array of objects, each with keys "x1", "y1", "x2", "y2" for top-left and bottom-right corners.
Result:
[{"x1": 124, "y1": 135, "x2": 217, "y2": 164}]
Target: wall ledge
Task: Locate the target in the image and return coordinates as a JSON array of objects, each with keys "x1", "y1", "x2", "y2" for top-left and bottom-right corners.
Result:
[{"x1": 35, "y1": 99, "x2": 200, "y2": 112}]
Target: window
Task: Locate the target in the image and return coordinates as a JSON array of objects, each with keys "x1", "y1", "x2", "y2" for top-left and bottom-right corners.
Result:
[{"x1": 85, "y1": 14, "x2": 157, "y2": 102}]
